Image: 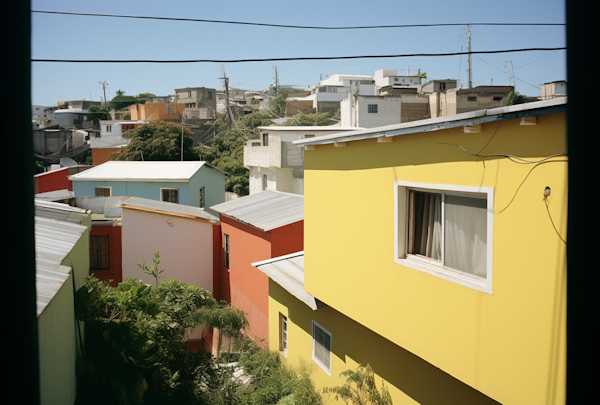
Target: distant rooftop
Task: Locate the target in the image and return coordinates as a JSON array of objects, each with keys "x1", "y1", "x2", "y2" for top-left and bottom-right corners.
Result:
[
  {"x1": 69, "y1": 161, "x2": 222, "y2": 182},
  {"x1": 122, "y1": 196, "x2": 219, "y2": 223}
]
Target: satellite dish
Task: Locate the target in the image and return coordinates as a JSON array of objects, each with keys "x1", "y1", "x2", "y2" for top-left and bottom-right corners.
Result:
[{"x1": 60, "y1": 157, "x2": 78, "y2": 167}]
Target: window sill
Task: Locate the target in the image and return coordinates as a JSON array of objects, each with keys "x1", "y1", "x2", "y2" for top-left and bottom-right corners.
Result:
[
  {"x1": 312, "y1": 356, "x2": 331, "y2": 377},
  {"x1": 395, "y1": 257, "x2": 491, "y2": 294}
]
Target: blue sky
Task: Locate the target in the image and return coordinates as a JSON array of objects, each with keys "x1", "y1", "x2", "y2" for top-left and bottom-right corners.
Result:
[{"x1": 31, "y1": 0, "x2": 566, "y2": 106}]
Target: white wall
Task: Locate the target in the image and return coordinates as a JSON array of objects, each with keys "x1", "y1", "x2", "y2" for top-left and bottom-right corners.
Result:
[{"x1": 121, "y1": 208, "x2": 214, "y2": 292}]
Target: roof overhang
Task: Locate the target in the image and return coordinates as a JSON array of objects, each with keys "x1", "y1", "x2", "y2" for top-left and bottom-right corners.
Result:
[{"x1": 294, "y1": 98, "x2": 567, "y2": 147}]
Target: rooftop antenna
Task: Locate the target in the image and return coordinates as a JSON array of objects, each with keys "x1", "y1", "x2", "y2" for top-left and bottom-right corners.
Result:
[
  {"x1": 466, "y1": 25, "x2": 472, "y2": 88},
  {"x1": 504, "y1": 60, "x2": 516, "y2": 89},
  {"x1": 99, "y1": 81, "x2": 108, "y2": 106}
]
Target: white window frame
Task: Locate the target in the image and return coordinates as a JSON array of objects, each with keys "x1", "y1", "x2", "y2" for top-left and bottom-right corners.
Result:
[
  {"x1": 160, "y1": 188, "x2": 179, "y2": 204},
  {"x1": 394, "y1": 181, "x2": 494, "y2": 293},
  {"x1": 280, "y1": 313, "x2": 288, "y2": 354},
  {"x1": 311, "y1": 320, "x2": 332, "y2": 376}
]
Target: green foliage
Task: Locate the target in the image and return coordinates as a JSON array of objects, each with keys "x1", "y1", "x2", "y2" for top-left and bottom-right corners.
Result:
[
  {"x1": 88, "y1": 105, "x2": 112, "y2": 125},
  {"x1": 111, "y1": 95, "x2": 139, "y2": 111},
  {"x1": 203, "y1": 338, "x2": 323, "y2": 405},
  {"x1": 241, "y1": 109, "x2": 277, "y2": 130},
  {"x1": 284, "y1": 111, "x2": 336, "y2": 127},
  {"x1": 268, "y1": 91, "x2": 288, "y2": 116},
  {"x1": 110, "y1": 121, "x2": 200, "y2": 161},
  {"x1": 76, "y1": 252, "x2": 249, "y2": 405},
  {"x1": 137, "y1": 92, "x2": 156, "y2": 100},
  {"x1": 507, "y1": 90, "x2": 527, "y2": 106},
  {"x1": 322, "y1": 364, "x2": 392, "y2": 405}
]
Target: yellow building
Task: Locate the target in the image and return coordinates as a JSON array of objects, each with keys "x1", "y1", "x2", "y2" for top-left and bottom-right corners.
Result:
[{"x1": 256, "y1": 99, "x2": 567, "y2": 405}]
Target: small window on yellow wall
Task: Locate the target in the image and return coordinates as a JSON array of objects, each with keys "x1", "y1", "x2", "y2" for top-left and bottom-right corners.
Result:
[{"x1": 280, "y1": 314, "x2": 288, "y2": 353}]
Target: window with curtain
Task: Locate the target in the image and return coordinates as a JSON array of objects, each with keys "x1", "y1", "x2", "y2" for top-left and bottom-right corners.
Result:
[{"x1": 396, "y1": 181, "x2": 493, "y2": 293}]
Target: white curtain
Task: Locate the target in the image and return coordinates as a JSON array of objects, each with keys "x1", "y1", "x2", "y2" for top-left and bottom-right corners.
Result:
[{"x1": 444, "y1": 195, "x2": 487, "y2": 277}]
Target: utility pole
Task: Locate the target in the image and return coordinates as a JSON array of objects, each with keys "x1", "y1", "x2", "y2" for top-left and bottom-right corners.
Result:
[
  {"x1": 219, "y1": 69, "x2": 233, "y2": 128},
  {"x1": 273, "y1": 66, "x2": 279, "y2": 95},
  {"x1": 99, "y1": 81, "x2": 108, "y2": 106},
  {"x1": 466, "y1": 25, "x2": 473, "y2": 89},
  {"x1": 181, "y1": 110, "x2": 185, "y2": 161}
]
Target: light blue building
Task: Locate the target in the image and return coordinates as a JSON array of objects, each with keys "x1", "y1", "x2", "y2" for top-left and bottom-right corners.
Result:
[{"x1": 69, "y1": 161, "x2": 226, "y2": 216}]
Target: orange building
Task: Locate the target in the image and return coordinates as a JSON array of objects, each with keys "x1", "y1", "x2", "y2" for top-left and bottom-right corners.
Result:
[
  {"x1": 210, "y1": 191, "x2": 304, "y2": 346},
  {"x1": 129, "y1": 102, "x2": 186, "y2": 121}
]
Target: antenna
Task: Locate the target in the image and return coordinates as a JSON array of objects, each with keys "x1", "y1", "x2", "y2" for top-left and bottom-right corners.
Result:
[
  {"x1": 504, "y1": 60, "x2": 516, "y2": 89},
  {"x1": 466, "y1": 25, "x2": 472, "y2": 88},
  {"x1": 99, "y1": 81, "x2": 108, "y2": 106}
]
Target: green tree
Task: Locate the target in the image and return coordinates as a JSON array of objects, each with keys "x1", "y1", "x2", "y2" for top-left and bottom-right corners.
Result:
[
  {"x1": 88, "y1": 105, "x2": 111, "y2": 125},
  {"x1": 110, "y1": 121, "x2": 200, "y2": 161},
  {"x1": 322, "y1": 365, "x2": 393, "y2": 405},
  {"x1": 268, "y1": 91, "x2": 288, "y2": 116},
  {"x1": 110, "y1": 95, "x2": 139, "y2": 111},
  {"x1": 284, "y1": 111, "x2": 336, "y2": 127},
  {"x1": 507, "y1": 90, "x2": 527, "y2": 106},
  {"x1": 75, "y1": 252, "x2": 248, "y2": 405}
]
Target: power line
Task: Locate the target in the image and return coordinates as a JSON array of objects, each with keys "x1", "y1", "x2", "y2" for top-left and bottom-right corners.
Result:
[
  {"x1": 32, "y1": 10, "x2": 566, "y2": 30},
  {"x1": 32, "y1": 47, "x2": 566, "y2": 64}
]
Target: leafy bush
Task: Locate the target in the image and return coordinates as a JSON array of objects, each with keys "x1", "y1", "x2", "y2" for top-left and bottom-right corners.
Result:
[
  {"x1": 322, "y1": 364, "x2": 392, "y2": 405},
  {"x1": 75, "y1": 253, "x2": 248, "y2": 405}
]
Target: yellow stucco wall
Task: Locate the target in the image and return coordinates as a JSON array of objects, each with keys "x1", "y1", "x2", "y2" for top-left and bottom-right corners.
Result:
[
  {"x1": 269, "y1": 280, "x2": 502, "y2": 404},
  {"x1": 301, "y1": 112, "x2": 566, "y2": 405}
]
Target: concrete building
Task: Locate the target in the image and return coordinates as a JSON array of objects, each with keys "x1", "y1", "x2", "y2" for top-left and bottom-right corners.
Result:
[
  {"x1": 287, "y1": 98, "x2": 567, "y2": 404},
  {"x1": 244, "y1": 126, "x2": 361, "y2": 195},
  {"x1": 69, "y1": 161, "x2": 227, "y2": 217},
  {"x1": 54, "y1": 100, "x2": 102, "y2": 130},
  {"x1": 91, "y1": 120, "x2": 149, "y2": 165},
  {"x1": 540, "y1": 81, "x2": 567, "y2": 100},
  {"x1": 428, "y1": 85, "x2": 514, "y2": 118},
  {"x1": 210, "y1": 191, "x2": 304, "y2": 347},
  {"x1": 420, "y1": 79, "x2": 460, "y2": 94},
  {"x1": 174, "y1": 87, "x2": 217, "y2": 111},
  {"x1": 340, "y1": 93, "x2": 430, "y2": 128},
  {"x1": 306, "y1": 74, "x2": 376, "y2": 113},
  {"x1": 374, "y1": 69, "x2": 422, "y2": 94},
  {"x1": 129, "y1": 102, "x2": 186, "y2": 121}
]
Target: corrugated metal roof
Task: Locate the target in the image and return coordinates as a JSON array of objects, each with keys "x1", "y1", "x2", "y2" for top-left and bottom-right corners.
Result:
[
  {"x1": 121, "y1": 196, "x2": 219, "y2": 223},
  {"x1": 34, "y1": 189, "x2": 74, "y2": 201},
  {"x1": 34, "y1": 199, "x2": 90, "y2": 224},
  {"x1": 210, "y1": 191, "x2": 303, "y2": 232},
  {"x1": 69, "y1": 161, "x2": 208, "y2": 182},
  {"x1": 252, "y1": 251, "x2": 321, "y2": 311},
  {"x1": 35, "y1": 216, "x2": 88, "y2": 315}
]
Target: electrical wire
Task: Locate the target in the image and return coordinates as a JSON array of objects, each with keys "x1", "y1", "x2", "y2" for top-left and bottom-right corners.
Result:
[
  {"x1": 32, "y1": 47, "x2": 567, "y2": 64},
  {"x1": 438, "y1": 141, "x2": 567, "y2": 164},
  {"x1": 544, "y1": 197, "x2": 567, "y2": 244},
  {"x1": 497, "y1": 160, "x2": 568, "y2": 213},
  {"x1": 32, "y1": 10, "x2": 566, "y2": 30},
  {"x1": 475, "y1": 50, "x2": 561, "y2": 84},
  {"x1": 475, "y1": 56, "x2": 541, "y2": 89}
]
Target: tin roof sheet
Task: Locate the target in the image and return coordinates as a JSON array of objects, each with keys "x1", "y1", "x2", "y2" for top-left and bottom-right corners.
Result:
[
  {"x1": 121, "y1": 196, "x2": 219, "y2": 223},
  {"x1": 35, "y1": 215, "x2": 88, "y2": 315},
  {"x1": 34, "y1": 199, "x2": 90, "y2": 224},
  {"x1": 252, "y1": 251, "x2": 319, "y2": 310},
  {"x1": 69, "y1": 161, "x2": 209, "y2": 182},
  {"x1": 210, "y1": 191, "x2": 303, "y2": 232}
]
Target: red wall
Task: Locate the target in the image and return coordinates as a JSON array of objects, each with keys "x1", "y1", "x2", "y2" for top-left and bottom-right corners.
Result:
[
  {"x1": 34, "y1": 167, "x2": 72, "y2": 194},
  {"x1": 90, "y1": 225, "x2": 122, "y2": 287},
  {"x1": 219, "y1": 215, "x2": 303, "y2": 345}
]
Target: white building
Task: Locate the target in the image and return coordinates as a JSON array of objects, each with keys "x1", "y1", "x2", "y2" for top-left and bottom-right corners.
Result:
[
  {"x1": 93, "y1": 120, "x2": 148, "y2": 149},
  {"x1": 540, "y1": 81, "x2": 567, "y2": 100},
  {"x1": 244, "y1": 125, "x2": 361, "y2": 195},
  {"x1": 340, "y1": 93, "x2": 430, "y2": 128},
  {"x1": 305, "y1": 74, "x2": 375, "y2": 113},
  {"x1": 374, "y1": 69, "x2": 422, "y2": 94}
]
